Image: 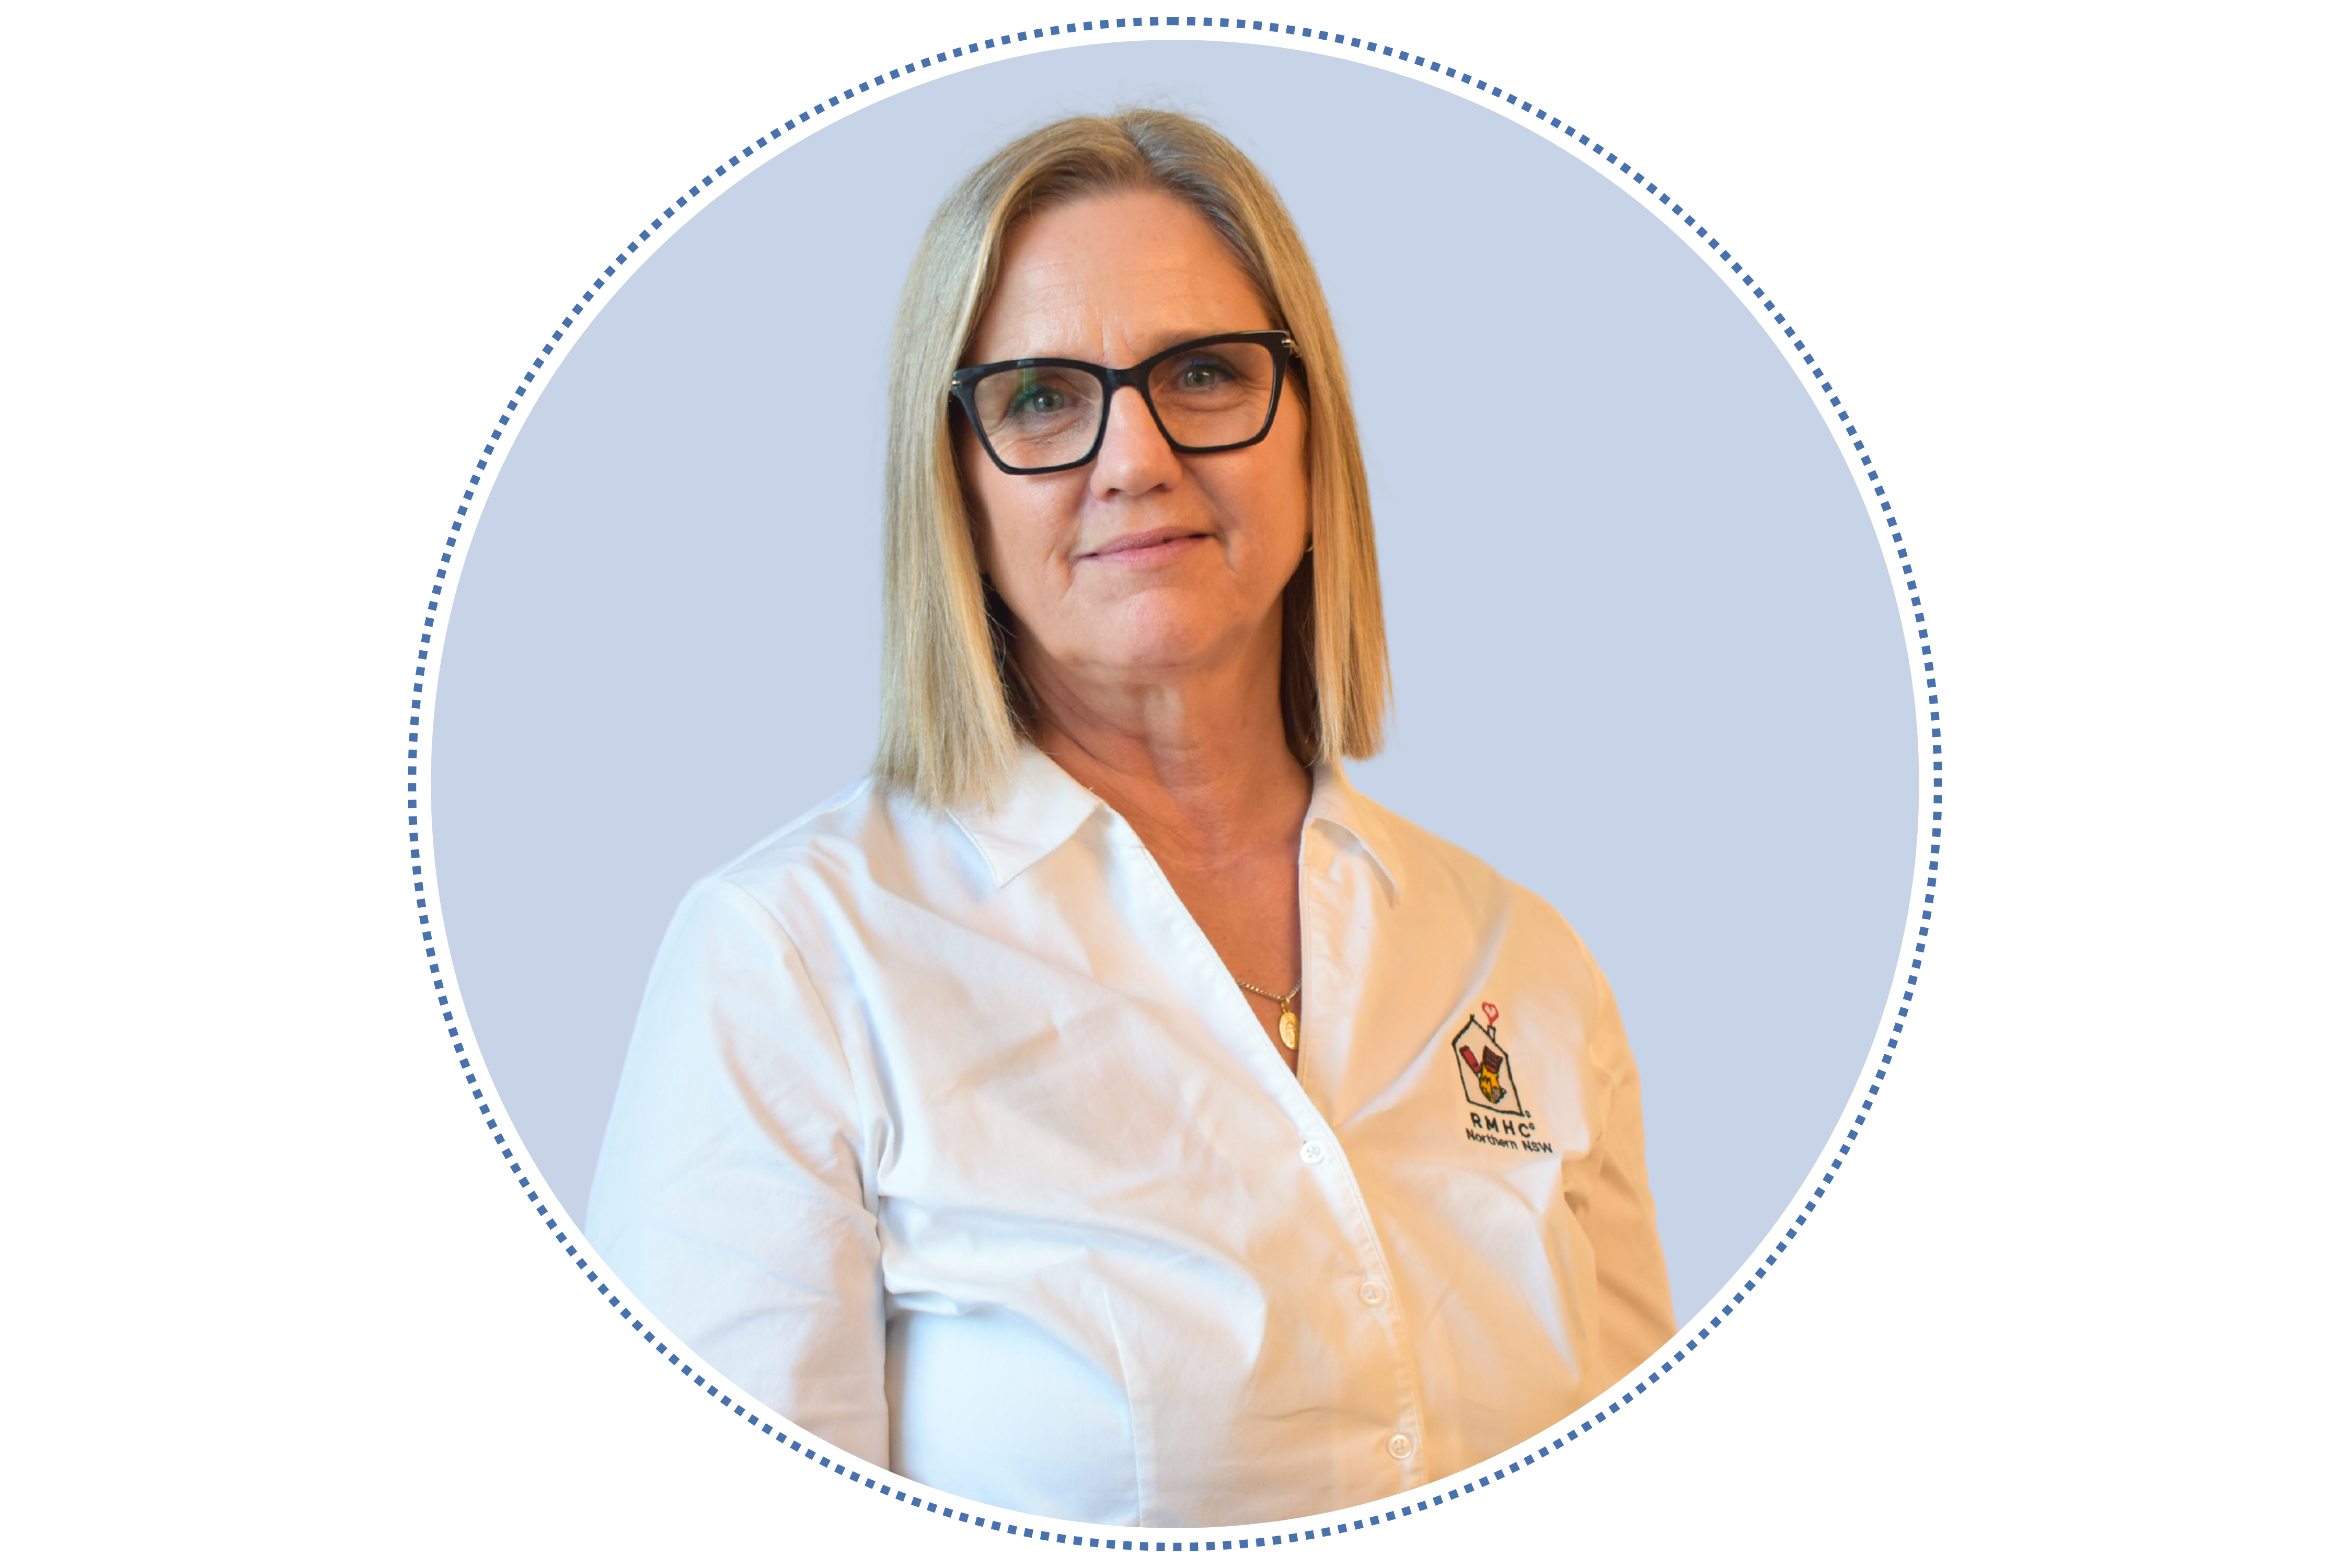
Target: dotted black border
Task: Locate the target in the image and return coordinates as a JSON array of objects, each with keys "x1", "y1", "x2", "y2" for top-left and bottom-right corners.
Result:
[{"x1": 403, "y1": 16, "x2": 1942, "y2": 1546}]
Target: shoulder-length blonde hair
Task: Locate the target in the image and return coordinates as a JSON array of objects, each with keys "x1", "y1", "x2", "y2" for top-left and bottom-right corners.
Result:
[{"x1": 874, "y1": 108, "x2": 1389, "y2": 811}]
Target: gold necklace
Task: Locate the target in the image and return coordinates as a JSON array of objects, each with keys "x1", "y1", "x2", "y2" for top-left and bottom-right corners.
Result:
[{"x1": 1234, "y1": 977, "x2": 1301, "y2": 1052}]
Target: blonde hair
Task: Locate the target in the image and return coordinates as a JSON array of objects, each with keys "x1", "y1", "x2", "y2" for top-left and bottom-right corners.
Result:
[{"x1": 875, "y1": 108, "x2": 1390, "y2": 811}]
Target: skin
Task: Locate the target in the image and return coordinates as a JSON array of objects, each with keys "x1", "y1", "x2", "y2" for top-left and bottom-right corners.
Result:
[{"x1": 957, "y1": 190, "x2": 1313, "y2": 1073}]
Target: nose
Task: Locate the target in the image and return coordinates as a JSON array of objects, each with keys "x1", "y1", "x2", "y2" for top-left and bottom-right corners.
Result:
[{"x1": 1089, "y1": 383, "x2": 1183, "y2": 495}]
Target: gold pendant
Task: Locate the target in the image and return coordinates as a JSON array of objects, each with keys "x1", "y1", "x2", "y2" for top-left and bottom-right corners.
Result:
[{"x1": 1280, "y1": 1008, "x2": 1298, "y2": 1051}]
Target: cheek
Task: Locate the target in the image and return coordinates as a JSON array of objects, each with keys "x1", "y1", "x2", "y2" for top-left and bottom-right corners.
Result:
[
  {"x1": 953, "y1": 425, "x2": 1003, "y2": 572},
  {"x1": 957, "y1": 434, "x2": 1079, "y2": 593},
  {"x1": 1262, "y1": 389, "x2": 1310, "y2": 498},
  {"x1": 1235, "y1": 412, "x2": 1311, "y2": 539}
]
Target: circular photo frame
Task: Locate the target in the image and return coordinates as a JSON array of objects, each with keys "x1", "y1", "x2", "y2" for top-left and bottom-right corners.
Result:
[{"x1": 390, "y1": 15, "x2": 1945, "y2": 1532}]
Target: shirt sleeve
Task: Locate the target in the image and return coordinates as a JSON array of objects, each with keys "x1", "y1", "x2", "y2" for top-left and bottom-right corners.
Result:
[
  {"x1": 1562, "y1": 950, "x2": 1678, "y2": 1388},
  {"x1": 583, "y1": 875, "x2": 888, "y2": 1465}
]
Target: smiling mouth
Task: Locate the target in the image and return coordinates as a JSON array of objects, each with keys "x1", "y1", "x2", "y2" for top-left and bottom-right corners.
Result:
[{"x1": 1078, "y1": 528, "x2": 1213, "y2": 562}]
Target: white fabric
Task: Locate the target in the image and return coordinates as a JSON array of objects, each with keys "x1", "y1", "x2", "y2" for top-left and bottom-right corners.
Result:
[{"x1": 585, "y1": 746, "x2": 1674, "y2": 1525}]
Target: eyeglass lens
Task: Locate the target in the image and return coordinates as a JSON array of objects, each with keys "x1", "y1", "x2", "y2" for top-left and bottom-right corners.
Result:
[{"x1": 968, "y1": 340, "x2": 1280, "y2": 470}]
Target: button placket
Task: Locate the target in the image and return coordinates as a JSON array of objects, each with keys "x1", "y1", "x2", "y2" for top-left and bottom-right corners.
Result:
[
  {"x1": 1287, "y1": 1062, "x2": 1410, "y2": 1476},
  {"x1": 1293, "y1": 822, "x2": 1324, "y2": 1105},
  {"x1": 1284, "y1": 827, "x2": 1339, "y2": 1145},
  {"x1": 1287, "y1": 1101, "x2": 1425, "y2": 1477},
  {"x1": 1293, "y1": 816, "x2": 1426, "y2": 1484}
]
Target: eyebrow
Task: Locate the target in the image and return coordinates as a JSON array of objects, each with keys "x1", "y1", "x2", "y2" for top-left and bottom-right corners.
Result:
[{"x1": 970, "y1": 326, "x2": 1276, "y2": 366}]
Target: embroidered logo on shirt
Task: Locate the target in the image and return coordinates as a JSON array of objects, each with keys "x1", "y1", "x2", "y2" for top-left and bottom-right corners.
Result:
[
  {"x1": 1453, "y1": 1003, "x2": 1523, "y2": 1113},
  {"x1": 1455, "y1": 1003, "x2": 1554, "y2": 1154}
]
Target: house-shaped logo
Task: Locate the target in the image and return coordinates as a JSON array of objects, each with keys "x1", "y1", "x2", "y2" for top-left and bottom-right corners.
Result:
[{"x1": 1452, "y1": 1006, "x2": 1523, "y2": 1115}]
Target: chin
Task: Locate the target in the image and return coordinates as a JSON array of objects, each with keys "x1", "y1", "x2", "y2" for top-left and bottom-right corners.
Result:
[{"x1": 1080, "y1": 596, "x2": 1250, "y2": 674}]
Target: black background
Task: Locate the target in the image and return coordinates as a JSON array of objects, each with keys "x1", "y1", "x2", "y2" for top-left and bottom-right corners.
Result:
[{"x1": 321, "y1": 21, "x2": 2049, "y2": 1523}]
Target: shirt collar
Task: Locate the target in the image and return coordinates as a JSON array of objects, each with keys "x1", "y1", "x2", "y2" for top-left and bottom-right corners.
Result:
[
  {"x1": 1305, "y1": 759, "x2": 1406, "y2": 904},
  {"x1": 947, "y1": 743, "x2": 1404, "y2": 902},
  {"x1": 948, "y1": 744, "x2": 1107, "y2": 887}
]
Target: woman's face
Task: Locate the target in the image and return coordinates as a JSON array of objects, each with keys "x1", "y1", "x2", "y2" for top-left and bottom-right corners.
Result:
[{"x1": 957, "y1": 190, "x2": 1310, "y2": 698}]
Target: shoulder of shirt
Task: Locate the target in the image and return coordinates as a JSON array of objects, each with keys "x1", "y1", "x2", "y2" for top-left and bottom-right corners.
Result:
[
  {"x1": 676, "y1": 772, "x2": 1000, "y2": 925},
  {"x1": 704, "y1": 775, "x2": 884, "y2": 877},
  {"x1": 667, "y1": 775, "x2": 909, "y2": 916},
  {"x1": 658, "y1": 780, "x2": 940, "y2": 973}
]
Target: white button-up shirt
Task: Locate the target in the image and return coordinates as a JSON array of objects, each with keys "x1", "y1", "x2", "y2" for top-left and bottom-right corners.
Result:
[{"x1": 586, "y1": 746, "x2": 1673, "y2": 1525}]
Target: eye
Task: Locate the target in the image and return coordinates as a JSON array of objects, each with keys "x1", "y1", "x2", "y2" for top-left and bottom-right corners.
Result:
[
  {"x1": 1173, "y1": 356, "x2": 1234, "y2": 389},
  {"x1": 1010, "y1": 384, "x2": 1069, "y2": 415}
]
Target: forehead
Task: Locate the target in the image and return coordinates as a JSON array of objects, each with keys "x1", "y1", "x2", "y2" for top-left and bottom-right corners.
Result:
[{"x1": 972, "y1": 189, "x2": 1272, "y2": 359}]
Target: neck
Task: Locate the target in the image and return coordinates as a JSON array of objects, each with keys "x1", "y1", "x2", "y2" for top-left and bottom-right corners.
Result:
[{"x1": 1017, "y1": 627, "x2": 1312, "y2": 867}]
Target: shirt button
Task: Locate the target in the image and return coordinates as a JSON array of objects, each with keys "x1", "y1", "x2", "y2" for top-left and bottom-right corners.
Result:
[
  {"x1": 1387, "y1": 1433, "x2": 1414, "y2": 1461},
  {"x1": 1299, "y1": 1140, "x2": 1327, "y2": 1165},
  {"x1": 1357, "y1": 1280, "x2": 1386, "y2": 1306}
]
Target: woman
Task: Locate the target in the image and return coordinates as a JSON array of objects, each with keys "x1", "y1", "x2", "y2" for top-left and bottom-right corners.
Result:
[{"x1": 585, "y1": 109, "x2": 1673, "y2": 1526}]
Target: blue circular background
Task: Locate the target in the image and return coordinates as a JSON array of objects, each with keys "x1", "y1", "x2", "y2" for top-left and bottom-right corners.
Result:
[{"x1": 434, "y1": 38, "x2": 1916, "y2": 1329}]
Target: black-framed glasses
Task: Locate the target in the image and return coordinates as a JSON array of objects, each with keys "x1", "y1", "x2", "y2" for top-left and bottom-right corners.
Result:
[{"x1": 949, "y1": 330, "x2": 1299, "y2": 476}]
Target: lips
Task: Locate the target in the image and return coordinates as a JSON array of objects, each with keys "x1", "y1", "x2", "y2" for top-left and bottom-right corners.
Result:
[{"x1": 1077, "y1": 526, "x2": 1212, "y2": 563}]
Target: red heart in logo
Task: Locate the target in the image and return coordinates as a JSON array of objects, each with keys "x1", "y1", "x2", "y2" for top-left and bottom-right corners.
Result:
[{"x1": 1482, "y1": 1001, "x2": 1500, "y2": 1025}]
